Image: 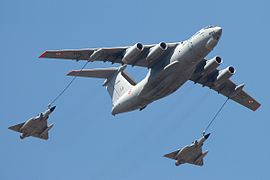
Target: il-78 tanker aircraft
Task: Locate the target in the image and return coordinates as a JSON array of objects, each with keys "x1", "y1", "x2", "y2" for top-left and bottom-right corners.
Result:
[{"x1": 40, "y1": 25, "x2": 260, "y2": 115}]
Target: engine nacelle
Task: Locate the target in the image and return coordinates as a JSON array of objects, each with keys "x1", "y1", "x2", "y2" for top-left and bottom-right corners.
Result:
[
  {"x1": 202, "y1": 56, "x2": 222, "y2": 76},
  {"x1": 214, "y1": 66, "x2": 235, "y2": 86},
  {"x1": 146, "y1": 42, "x2": 167, "y2": 67},
  {"x1": 122, "y1": 43, "x2": 144, "y2": 65}
]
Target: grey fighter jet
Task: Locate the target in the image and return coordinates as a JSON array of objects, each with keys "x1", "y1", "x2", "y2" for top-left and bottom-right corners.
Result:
[
  {"x1": 164, "y1": 133, "x2": 210, "y2": 166},
  {"x1": 8, "y1": 106, "x2": 56, "y2": 140},
  {"x1": 39, "y1": 26, "x2": 260, "y2": 115}
]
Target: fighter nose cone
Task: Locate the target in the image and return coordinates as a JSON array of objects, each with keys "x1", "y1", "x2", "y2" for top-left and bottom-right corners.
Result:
[
  {"x1": 50, "y1": 106, "x2": 56, "y2": 112},
  {"x1": 204, "y1": 133, "x2": 211, "y2": 139}
]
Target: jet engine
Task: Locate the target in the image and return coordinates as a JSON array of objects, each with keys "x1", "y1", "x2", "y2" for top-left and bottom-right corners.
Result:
[
  {"x1": 214, "y1": 66, "x2": 235, "y2": 86},
  {"x1": 146, "y1": 42, "x2": 167, "y2": 67},
  {"x1": 203, "y1": 56, "x2": 222, "y2": 76},
  {"x1": 122, "y1": 43, "x2": 144, "y2": 65}
]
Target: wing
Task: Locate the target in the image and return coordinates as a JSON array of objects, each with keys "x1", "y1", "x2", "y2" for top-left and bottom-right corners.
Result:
[
  {"x1": 39, "y1": 133, "x2": 49, "y2": 140},
  {"x1": 39, "y1": 43, "x2": 178, "y2": 68},
  {"x1": 183, "y1": 146, "x2": 204, "y2": 166},
  {"x1": 8, "y1": 122, "x2": 25, "y2": 132},
  {"x1": 163, "y1": 150, "x2": 179, "y2": 160},
  {"x1": 190, "y1": 59, "x2": 260, "y2": 111},
  {"x1": 183, "y1": 145, "x2": 202, "y2": 158},
  {"x1": 36, "y1": 124, "x2": 53, "y2": 140},
  {"x1": 193, "y1": 159, "x2": 204, "y2": 166},
  {"x1": 31, "y1": 133, "x2": 48, "y2": 140}
]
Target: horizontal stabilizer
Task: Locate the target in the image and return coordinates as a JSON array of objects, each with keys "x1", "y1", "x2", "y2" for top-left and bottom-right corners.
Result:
[{"x1": 67, "y1": 67, "x2": 118, "y2": 79}]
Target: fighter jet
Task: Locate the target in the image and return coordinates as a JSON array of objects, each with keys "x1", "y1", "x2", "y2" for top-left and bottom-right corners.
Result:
[
  {"x1": 8, "y1": 106, "x2": 56, "y2": 140},
  {"x1": 39, "y1": 26, "x2": 260, "y2": 115},
  {"x1": 164, "y1": 133, "x2": 210, "y2": 166}
]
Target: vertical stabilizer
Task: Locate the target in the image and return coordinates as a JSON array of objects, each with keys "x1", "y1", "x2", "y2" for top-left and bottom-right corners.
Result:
[{"x1": 103, "y1": 65, "x2": 134, "y2": 105}]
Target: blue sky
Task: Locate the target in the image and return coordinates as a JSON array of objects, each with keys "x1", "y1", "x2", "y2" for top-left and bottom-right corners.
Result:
[{"x1": 1, "y1": 0, "x2": 269, "y2": 179}]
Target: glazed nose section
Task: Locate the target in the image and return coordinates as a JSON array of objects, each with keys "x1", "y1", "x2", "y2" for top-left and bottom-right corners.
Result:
[{"x1": 213, "y1": 27, "x2": 222, "y2": 40}]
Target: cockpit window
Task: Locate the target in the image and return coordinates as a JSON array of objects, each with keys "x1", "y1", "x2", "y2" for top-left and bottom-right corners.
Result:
[
  {"x1": 194, "y1": 31, "x2": 201, "y2": 36},
  {"x1": 203, "y1": 25, "x2": 216, "y2": 29},
  {"x1": 191, "y1": 30, "x2": 204, "y2": 38}
]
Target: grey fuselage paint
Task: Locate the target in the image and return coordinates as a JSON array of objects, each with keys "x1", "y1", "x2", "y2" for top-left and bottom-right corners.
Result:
[{"x1": 111, "y1": 26, "x2": 222, "y2": 115}]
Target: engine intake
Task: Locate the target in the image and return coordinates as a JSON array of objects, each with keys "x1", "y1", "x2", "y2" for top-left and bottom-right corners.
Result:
[
  {"x1": 146, "y1": 42, "x2": 167, "y2": 67},
  {"x1": 122, "y1": 43, "x2": 144, "y2": 65},
  {"x1": 202, "y1": 56, "x2": 222, "y2": 76},
  {"x1": 214, "y1": 66, "x2": 235, "y2": 86}
]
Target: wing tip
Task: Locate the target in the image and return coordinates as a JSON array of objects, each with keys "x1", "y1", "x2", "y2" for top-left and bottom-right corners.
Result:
[
  {"x1": 40, "y1": 136, "x2": 49, "y2": 140},
  {"x1": 163, "y1": 154, "x2": 169, "y2": 159},
  {"x1": 8, "y1": 125, "x2": 19, "y2": 132},
  {"x1": 39, "y1": 51, "x2": 47, "y2": 58},
  {"x1": 67, "y1": 70, "x2": 77, "y2": 76},
  {"x1": 253, "y1": 103, "x2": 261, "y2": 111},
  {"x1": 163, "y1": 152, "x2": 177, "y2": 159}
]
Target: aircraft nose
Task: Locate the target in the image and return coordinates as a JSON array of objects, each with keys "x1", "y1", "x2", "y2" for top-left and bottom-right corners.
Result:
[
  {"x1": 50, "y1": 106, "x2": 56, "y2": 112},
  {"x1": 213, "y1": 27, "x2": 222, "y2": 40},
  {"x1": 204, "y1": 133, "x2": 211, "y2": 139},
  {"x1": 111, "y1": 105, "x2": 120, "y2": 115},
  {"x1": 216, "y1": 26, "x2": 222, "y2": 35}
]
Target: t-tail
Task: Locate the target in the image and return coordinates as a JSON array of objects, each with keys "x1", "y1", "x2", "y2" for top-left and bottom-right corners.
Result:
[{"x1": 67, "y1": 65, "x2": 136, "y2": 113}]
